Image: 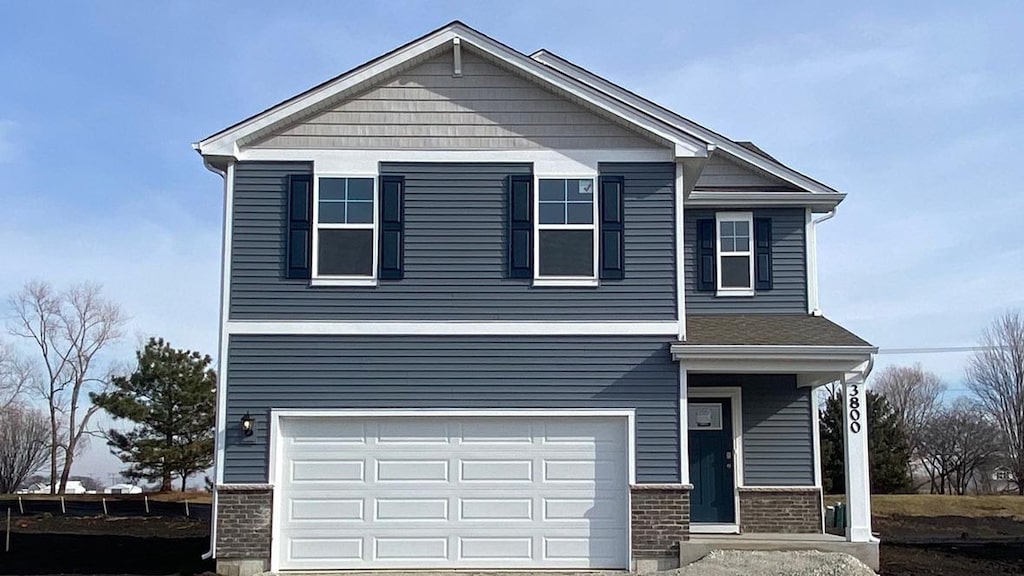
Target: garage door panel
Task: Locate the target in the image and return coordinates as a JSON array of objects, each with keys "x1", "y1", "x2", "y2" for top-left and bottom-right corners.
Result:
[
  {"x1": 376, "y1": 459, "x2": 449, "y2": 482},
  {"x1": 290, "y1": 459, "x2": 364, "y2": 482},
  {"x1": 277, "y1": 415, "x2": 628, "y2": 570}
]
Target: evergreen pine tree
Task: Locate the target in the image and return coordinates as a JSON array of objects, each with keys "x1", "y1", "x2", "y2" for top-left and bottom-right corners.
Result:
[
  {"x1": 820, "y1": 389, "x2": 912, "y2": 494},
  {"x1": 92, "y1": 338, "x2": 216, "y2": 491}
]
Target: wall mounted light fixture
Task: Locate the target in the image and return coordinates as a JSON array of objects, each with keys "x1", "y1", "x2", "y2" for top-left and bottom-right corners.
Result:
[{"x1": 240, "y1": 412, "x2": 255, "y2": 437}]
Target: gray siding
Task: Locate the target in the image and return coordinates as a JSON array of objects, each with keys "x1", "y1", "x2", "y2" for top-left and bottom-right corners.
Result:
[
  {"x1": 224, "y1": 335, "x2": 680, "y2": 484},
  {"x1": 691, "y1": 374, "x2": 814, "y2": 486},
  {"x1": 684, "y1": 208, "x2": 807, "y2": 314},
  {"x1": 230, "y1": 161, "x2": 677, "y2": 321},
  {"x1": 250, "y1": 50, "x2": 661, "y2": 150},
  {"x1": 694, "y1": 154, "x2": 791, "y2": 188}
]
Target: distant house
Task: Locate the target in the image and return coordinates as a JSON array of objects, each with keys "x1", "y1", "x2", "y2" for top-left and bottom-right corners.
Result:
[
  {"x1": 104, "y1": 483, "x2": 143, "y2": 494},
  {"x1": 20, "y1": 481, "x2": 88, "y2": 494}
]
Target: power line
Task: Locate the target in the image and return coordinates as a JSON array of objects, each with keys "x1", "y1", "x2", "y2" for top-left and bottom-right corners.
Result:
[{"x1": 877, "y1": 346, "x2": 999, "y2": 355}]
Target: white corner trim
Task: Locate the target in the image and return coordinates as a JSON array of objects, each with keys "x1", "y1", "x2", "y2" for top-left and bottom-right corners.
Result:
[
  {"x1": 675, "y1": 161, "x2": 686, "y2": 341},
  {"x1": 688, "y1": 386, "x2": 744, "y2": 527},
  {"x1": 225, "y1": 320, "x2": 680, "y2": 336},
  {"x1": 678, "y1": 365, "x2": 689, "y2": 485}
]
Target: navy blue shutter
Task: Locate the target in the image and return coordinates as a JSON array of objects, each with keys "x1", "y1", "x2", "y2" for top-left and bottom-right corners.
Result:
[
  {"x1": 379, "y1": 175, "x2": 405, "y2": 280},
  {"x1": 754, "y1": 217, "x2": 772, "y2": 290},
  {"x1": 286, "y1": 174, "x2": 312, "y2": 279},
  {"x1": 599, "y1": 176, "x2": 625, "y2": 280},
  {"x1": 696, "y1": 218, "x2": 716, "y2": 291},
  {"x1": 508, "y1": 175, "x2": 533, "y2": 278}
]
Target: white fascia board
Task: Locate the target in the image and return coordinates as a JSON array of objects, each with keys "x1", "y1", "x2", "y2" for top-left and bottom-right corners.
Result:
[
  {"x1": 687, "y1": 190, "x2": 846, "y2": 211},
  {"x1": 531, "y1": 50, "x2": 843, "y2": 196},
  {"x1": 673, "y1": 344, "x2": 876, "y2": 383},
  {"x1": 197, "y1": 28, "x2": 457, "y2": 156},
  {"x1": 197, "y1": 23, "x2": 705, "y2": 160},
  {"x1": 226, "y1": 320, "x2": 679, "y2": 336}
]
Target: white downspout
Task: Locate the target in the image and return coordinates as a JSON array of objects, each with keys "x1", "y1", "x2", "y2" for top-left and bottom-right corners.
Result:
[
  {"x1": 200, "y1": 156, "x2": 226, "y2": 562},
  {"x1": 807, "y1": 207, "x2": 836, "y2": 316}
]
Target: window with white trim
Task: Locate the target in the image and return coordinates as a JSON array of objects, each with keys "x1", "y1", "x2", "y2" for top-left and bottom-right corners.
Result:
[
  {"x1": 716, "y1": 212, "x2": 754, "y2": 295},
  {"x1": 536, "y1": 177, "x2": 598, "y2": 282},
  {"x1": 314, "y1": 176, "x2": 376, "y2": 280}
]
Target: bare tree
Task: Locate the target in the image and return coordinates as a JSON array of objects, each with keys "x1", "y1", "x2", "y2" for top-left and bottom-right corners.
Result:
[
  {"x1": 966, "y1": 310, "x2": 1024, "y2": 495},
  {"x1": 0, "y1": 340, "x2": 34, "y2": 409},
  {"x1": 919, "y1": 399, "x2": 1002, "y2": 495},
  {"x1": 872, "y1": 363, "x2": 945, "y2": 487},
  {"x1": 7, "y1": 281, "x2": 126, "y2": 494},
  {"x1": 0, "y1": 404, "x2": 50, "y2": 493}
]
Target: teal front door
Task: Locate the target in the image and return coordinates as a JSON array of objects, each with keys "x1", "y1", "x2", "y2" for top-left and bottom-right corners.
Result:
[{"x1": 688, "y1": 399, "x2": 735, "y2": 524}]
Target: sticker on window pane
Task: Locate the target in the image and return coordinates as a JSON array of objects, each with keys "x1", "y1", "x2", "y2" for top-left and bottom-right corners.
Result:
[
  {"x1": 575, "y1": 179, "x2": 594, "y2": 196},
  {"x1": 688, "y1": 404, "x2": 723, "y2": 430}
]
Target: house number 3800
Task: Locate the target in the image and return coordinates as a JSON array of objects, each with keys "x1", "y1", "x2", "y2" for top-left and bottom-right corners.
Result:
[{"x1": 848, "y1": 384, "x2": 862, "y2": 434}]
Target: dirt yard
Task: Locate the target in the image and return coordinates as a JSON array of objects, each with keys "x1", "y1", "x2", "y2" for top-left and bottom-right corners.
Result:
[
  {"x1": 868, "y1": 495, "x2": 1024, "y2": 576},
  {"x1": 1, "y1": 515, "x2": 213, "y2": 575}
]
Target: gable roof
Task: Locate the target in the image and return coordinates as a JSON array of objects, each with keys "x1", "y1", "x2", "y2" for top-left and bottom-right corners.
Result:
[{"x1": 195, "y1": 21, "x2": 844, "y2": 207}]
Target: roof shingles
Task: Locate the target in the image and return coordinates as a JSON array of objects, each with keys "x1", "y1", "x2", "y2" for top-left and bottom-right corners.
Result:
[{"x1": 682, "y1": 314, "x2": 872, "y2": 347}]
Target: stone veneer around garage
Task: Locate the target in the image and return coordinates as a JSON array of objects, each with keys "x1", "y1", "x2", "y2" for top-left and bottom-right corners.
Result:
[
  {"x1": 738, "y1": 486, "x2": 823, "y2": 533},
  {"x1": 215, "y1": 485, "x2": 273, "y2": 576},
  {"x1": 630, "y1": 484, "x2": 691, "y2": 571}
]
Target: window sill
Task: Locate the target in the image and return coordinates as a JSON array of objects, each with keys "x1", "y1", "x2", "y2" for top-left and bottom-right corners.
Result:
[
  {"x1": 716, "y1": 288, "x2": 754, "y2": 297},
  {"x1": 532, "y1": 278, "x2": 600, "y2": 288},
  {"x1": 310, "y1": 277, "x2": 378, "y2": 288}
]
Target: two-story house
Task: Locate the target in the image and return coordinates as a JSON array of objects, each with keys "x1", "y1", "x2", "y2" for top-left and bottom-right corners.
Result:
[{"x1": 195, "y1": 22, "x2": 878, "y2": 576}]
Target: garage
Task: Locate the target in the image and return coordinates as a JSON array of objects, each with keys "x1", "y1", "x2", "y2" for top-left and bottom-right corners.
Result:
[{"x1": 271, "y1": 412, "x2": 631, "y2": 570}]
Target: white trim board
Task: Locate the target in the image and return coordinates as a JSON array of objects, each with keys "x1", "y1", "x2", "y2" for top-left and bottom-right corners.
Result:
[
  {"x1": 225, "y1": 320, "x2": 680, "y2": 336},
  {"x1": 267, "y1": 408, "x2": 637, "y2": 572},
  {"x1": 237, "y1": 147, "x2": 673, "y2": 174},
  {"x1": 688, "y1": 387, "x2": 744, "y2": 528}
]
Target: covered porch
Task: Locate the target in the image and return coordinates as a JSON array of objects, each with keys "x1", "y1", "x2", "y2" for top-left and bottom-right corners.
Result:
[{"x1": 673, "y1": 314, "x2": 878, "y2": 570}]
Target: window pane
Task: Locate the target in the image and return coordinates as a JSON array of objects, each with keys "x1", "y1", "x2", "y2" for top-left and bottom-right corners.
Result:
[
  {"x1": 721, "y1": 221, "x2": 734, "y2": 236},
  {"x1": 735, "y1": 237, "x2": 749, "y2": 252},
  {"x1": 566, "y1": 202, "x2": 593, "y2": 224},
  {"x1": 318, "y1": 229, "x2": 373, "y2": 276},
  {"x1": 721, "y1": 237, "x2": 735, "y2": 252},
  {"x1": 539, "y1": 179, "x2": 566, "y2": 201},
  {"x1": 318, "y1": 202, "x2": 347, "y2": 224},
  {"x1": 721, "y1": 255, "x2": 751, "y2": 288},
  {"x1": 539, "y1": 202, "x2": 565, "y2": 225},
  {"x1": 319, "y1": 178, "x2": 347, "y2": 201},
  {"x1": 539, "y1": 230, "x2": 594, "y2": 277},
  {"x1": 734, "y1": 220, "x2": 750, "y2": 236},
  {"x1": 346, "y1": 201, "x2": 374, "y2": 224},
  {"x1": 568, "y1": 179, "x2": 594, "y2": 200},
  {"x1": 347, "y1": 178, "x2": 373, "y2": 201}
]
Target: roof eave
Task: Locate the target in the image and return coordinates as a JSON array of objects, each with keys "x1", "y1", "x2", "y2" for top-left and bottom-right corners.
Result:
[{"x1": 530, "y1": 49, "x2": 842, "y2": 196}]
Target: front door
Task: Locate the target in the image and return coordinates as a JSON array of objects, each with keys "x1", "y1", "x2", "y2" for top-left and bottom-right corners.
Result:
[{"x1": 688, "y1": 399, "x2": 735, "y2": 524}]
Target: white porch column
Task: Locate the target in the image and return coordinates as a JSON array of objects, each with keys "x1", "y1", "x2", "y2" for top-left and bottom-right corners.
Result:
[
  {"x1": 679, "y1": 365, "x2": 690, "y2": 484},
  {"x1": 842, "y1": 369, "x2": 875, "y2": 542}
]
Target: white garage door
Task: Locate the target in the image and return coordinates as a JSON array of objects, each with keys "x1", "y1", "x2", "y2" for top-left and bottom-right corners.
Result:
[{"x1": 274, "y1": 414, "x2": 629, "y2": 570}]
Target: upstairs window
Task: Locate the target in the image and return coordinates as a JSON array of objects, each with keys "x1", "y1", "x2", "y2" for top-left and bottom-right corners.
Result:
[
  {"x1": 716, "y1": 212, "x2": 754, "y2": 295},
  {"x1": 536, "y1": 177, "x2": 598, "y2": 284},
  {"x1": 314, "y1": 176, "x2": 376, "y2": 282}
]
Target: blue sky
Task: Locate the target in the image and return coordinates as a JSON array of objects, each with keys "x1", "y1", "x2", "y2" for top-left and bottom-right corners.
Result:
[{"x1": 1, "y1": 2, "x2": 1021, "y2": 478}]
